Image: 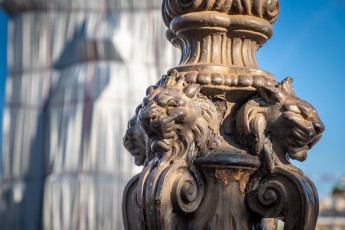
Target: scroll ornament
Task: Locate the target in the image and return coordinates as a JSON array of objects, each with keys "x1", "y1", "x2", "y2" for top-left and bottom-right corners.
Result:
[{"x1": 123, "y1": 70, "x2": 222, "y2": 229}]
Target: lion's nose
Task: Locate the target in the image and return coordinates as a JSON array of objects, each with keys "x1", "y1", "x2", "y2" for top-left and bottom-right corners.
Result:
[
  {"x1": 314, "y1": 122, "x2": 325, "y2": 134},
  {"x1": 148, "y1": 106, "x2": 162, "y2": 122},
  {"x1": 150, "y1": 110, "x2": 158, "y2": 121}
]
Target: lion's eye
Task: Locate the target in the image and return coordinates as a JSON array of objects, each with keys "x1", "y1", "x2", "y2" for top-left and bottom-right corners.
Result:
[
  {"x1": 157, "y1": 93, "x2": 173, "y2": 106},
  {"x1": 299, "y1": 104, "x2": 312, "y2": 118},
  {"x1": 167, "y1": 99, "x2": 179, "y2": 106},
  {"x1": 285, "y1": 104, "x2": 301, "y2": 114},
  {"x1": 170, "y1": 99, "x2": 185, "y2": 107},
  {"x1": 159, "y1": 97, "x2": 181, "y2": 107}
]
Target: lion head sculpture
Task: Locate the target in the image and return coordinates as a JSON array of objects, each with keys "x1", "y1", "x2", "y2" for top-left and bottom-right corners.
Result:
[
  {"x1": 236, "y1": 77, "x2": 324, "y2": 164},
  {"x1": 135, "y1": 71, "x2": 221, "y2": 164},
  {"x1": 123, "y1": 104, "x2": 149, "y2": 166}
]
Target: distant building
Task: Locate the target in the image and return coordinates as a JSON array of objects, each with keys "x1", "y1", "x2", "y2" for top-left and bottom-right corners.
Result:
[
  {"x1": 0, "y1": 0, "x2": 178, "y2": 229},
  {"x1": 317, "y1": 177, "x2": 345, "y2": 230}
]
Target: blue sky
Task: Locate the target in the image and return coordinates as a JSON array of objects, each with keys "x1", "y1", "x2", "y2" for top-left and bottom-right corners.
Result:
[{"x1": 0, "y1": 1, "x2": 344, "y2": 197}]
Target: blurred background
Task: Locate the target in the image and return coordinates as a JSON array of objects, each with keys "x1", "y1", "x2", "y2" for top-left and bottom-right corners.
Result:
[{"x1": 0, "y1": 0, "x2": 344, "y2": 229}]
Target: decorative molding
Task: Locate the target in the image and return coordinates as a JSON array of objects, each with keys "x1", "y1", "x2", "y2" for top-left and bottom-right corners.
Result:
[
  {"x1": 162, "y1": 0, "x2": 280, "y2": 26},
  {"x1": 171, "y1": 70, "x2": 276, "y2": 88}
]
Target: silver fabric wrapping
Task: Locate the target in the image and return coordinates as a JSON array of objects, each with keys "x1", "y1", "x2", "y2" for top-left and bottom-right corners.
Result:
[{"x1": 0, "y1": 0, "x2": 179, "y2": 229}]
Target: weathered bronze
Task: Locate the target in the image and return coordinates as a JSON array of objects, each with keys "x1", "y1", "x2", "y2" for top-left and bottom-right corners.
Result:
[{"x1": 122, "y1": 1, "x2": 325, "y2": 229}]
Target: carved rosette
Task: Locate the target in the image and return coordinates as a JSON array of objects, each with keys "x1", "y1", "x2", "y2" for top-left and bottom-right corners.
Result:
[
  {"x1": 162, "y1": 0, "x2": 280, "y2": 26},
  {"x1": 123, "y1": 0, "x2": 325, "y2": 229}
]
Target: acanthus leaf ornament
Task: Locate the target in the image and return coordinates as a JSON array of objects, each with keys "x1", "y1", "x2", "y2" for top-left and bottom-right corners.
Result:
[{"x1": 123, "y1": 0, "x2": 325, "y2": 229}]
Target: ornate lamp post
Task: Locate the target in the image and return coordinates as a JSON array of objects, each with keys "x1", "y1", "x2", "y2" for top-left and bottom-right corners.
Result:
[{"x1": 123, "y1": 1, "x2": 325, "y2": 229}]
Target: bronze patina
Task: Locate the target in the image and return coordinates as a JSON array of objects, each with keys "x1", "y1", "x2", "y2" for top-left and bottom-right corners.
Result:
[{"x1": 122, "y1": 1, "x2": 325, "y2": 229}]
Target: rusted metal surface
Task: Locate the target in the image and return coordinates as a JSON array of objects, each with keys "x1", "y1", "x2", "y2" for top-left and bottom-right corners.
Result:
[{"x1": 122, "y1": 0, "x2": 325, "y2": 229}]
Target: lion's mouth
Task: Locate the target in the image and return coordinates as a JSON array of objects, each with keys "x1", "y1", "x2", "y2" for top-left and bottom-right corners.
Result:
[
  {"x1": 307, "y1": 133, "x2": 322, "y2": 150},
  {"x1": 286, "y1": 124, "x2": 324, "y2": 161}
]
